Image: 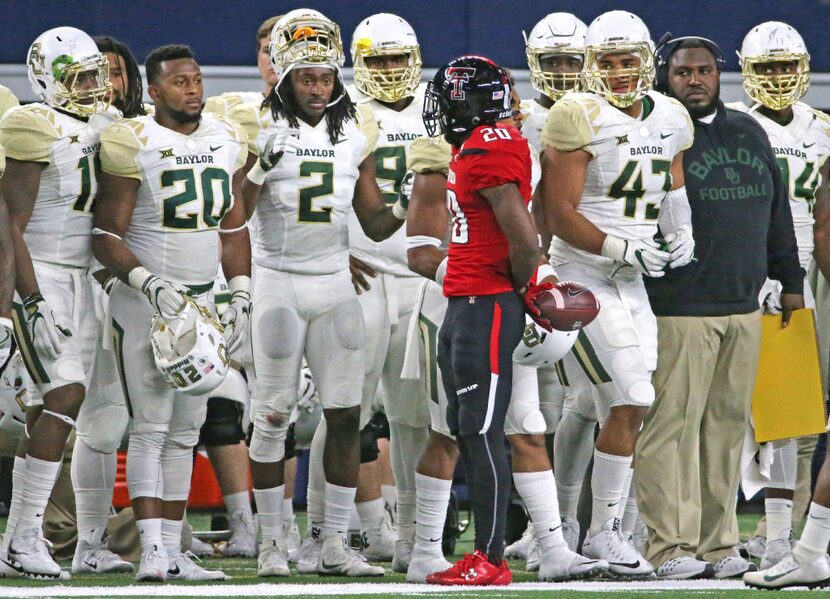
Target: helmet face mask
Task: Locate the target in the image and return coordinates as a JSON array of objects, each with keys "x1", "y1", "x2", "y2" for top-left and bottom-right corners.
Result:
[
  {"x1": 351, "y1": 13, "x2": 422, "y2": 103},
  {"x1": 739, "y1": 21, "x2": 810, "y2": 110},
  {"x1": 28, "y1": 27, "x2": 112, "y2": 116},
  {"x1": 524, "y1": 12, "x2": 587, "y2": 101}
]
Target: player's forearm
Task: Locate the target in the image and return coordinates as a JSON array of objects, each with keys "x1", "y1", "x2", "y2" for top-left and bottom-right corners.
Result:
[
  {"x1": 91, "y1": 236, "x2": 141, "y2": 284},
  {"x1": 240, "y1": 177, "x2": 262, "y2": 219},
  {"x1": 0, "y1": 202, "x2": 15, "y2": 316},
  {"x1": 220, "y1": 229, "x2": 252, "y2": 281},
  {"x1": 10, "y1": 225, "x2": 37, "y2": 298},
  {"x1": 549, "y1": 203, "x2": 607, "y2": 255},
  {"x1": 407, "y1": 245, "x2": 446, "y2": 281},
  {"x1": 359, "y1": 206, "x2": 405, "y2": 242},
  {"x1": 509, "y1": 241, "x2": 540, "y2": 290}
]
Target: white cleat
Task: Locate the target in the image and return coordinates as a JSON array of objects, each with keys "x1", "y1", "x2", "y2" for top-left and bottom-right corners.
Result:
[
  {"x1": 258, "y1": 538, "x2": 289, "y2": 577},
  {"x1": 744, "y1": 553, "x2": 830, "y2": 589},
  {"x1": 582, "y1": 517, "x2": 654, "y2": 578},
  {"x1": 361, "y1": 511, "x2": 396, "y2": 562},
  {"x1": 538, "y1": 546, "x2": 609, "y2": 582},
  {"x1": 318, "y1": 536, "x2": 384, "y2": 577},
  {"x1": 72, "y1": 539, "x2": 134, "y2": 574},
  {"x1": 713, "y1": 555, "x2": 756, "y2": 579},
  {"x1": 0, "y1": 547, "x2": 23, "y2": 579},
  {"x1": 760, "y1": 528, "x2": 795, "y2": 570},
  {"x1": 504, "y1": 526, "x2": 534, "y2": 560},
  {"x1": 136, "y1": 545, "x2": 168, "y2": 582},
  {"x1": 224, "y1": 509, "x2": 257, "y2": 557},
  {"x1": 285, "y1": 517, "x2": 302, "y2": 563},
  {"x1": 189, "y1": 536, "x2": 215, "y2": 557},
  {"x1": 406, "y1": 549, "x2": 452, "y2": 583},
  {"x1": 296, "y1": 530, "x2": 323, "y2": 575},
  {"x1": 526, "y1": 536, "x2": 541, "y2": 572},
  {"x1": 656, "y1": 556, "x2": 714, "y2": 580},
  {"x1": 743, "y1": 535, "x2": 766, "y2": 559},
  {"x1": 392, "y1": 538, "x2": 413, "y2": 573},
  {"x1": 167, "y1": 551, "x2": 226, "y2": 580},
  {"x1": 9, "y1": 528, "x2": 63, "y2": 579},
  {"x1": 562, "y1": 517, "x2": 580, "y2": 552}
]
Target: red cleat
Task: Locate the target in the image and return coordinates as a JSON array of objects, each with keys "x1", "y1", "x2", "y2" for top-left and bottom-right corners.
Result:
[{"x1": 426, "y1": 550, "x2": 512, "y2": 586}]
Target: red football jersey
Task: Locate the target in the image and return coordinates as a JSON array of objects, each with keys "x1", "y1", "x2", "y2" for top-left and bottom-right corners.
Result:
[{"x1": 442, "y1": 124, "x2": 532, "y2": 297}]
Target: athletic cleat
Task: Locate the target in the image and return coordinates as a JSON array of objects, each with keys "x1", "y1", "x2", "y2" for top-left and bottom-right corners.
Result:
[
  {"x1": 72, "y1": 539, "x2": 134, "y2": 573},
  {"x1": 224, "y1": 509, "x2": 257, "y2": 557},
  {"x1": 296, "y1": 531, "x2": 323, "y2": 574},
  {"x1": 0, "y1": 548, "x2": 23, "y2": 579},
  {"x1": 504, "y1": 526, "x2": 534, "y2": 561},
  {"x1": 581, "y1": 517, "x2": 654, "y2": 578},
  {"x1": 257, "y1": 538, "x2": 289, "y2": 577},
  {"x1": 189, "y1": 535, "x2": 214, "y2": 557},
  {"x1": 285, "y1": 517, "x2": 302, "y2": 563},
  {"x1": 392, "y1": 538, "x2": 413, "y2": 573},
  {"x1": 167, "y1": 551, "x2": 226, "y2": 580},
  {"x1": 426, "y1": 550, "x2": 511, "y2": 586},
  {"x1": 713, "y1": 555, "x2": 757, "y2": 579},
  {"x1": 538, "y1": 546, "x2": 608, "y2": 582},
  {"x1": 136, "y1": 545, "x2": 168, "y2": 582},
  {"x1": 526, "y1": 536, "x2": 541, "y2": 572},
  {"x1": 743, "y1": 535, "x2": 766, "y2": 559},
  {"x1": 406, "y1": 549, "x2": 452, "y2": 583},
  {"x1": 656, "y1": 556, "x2": 715, "y2": 580},
  {"x1": 361, "y1": 511, "x2": 396, "y2": 562},
  {"x1": 9, "y1": 528, "x2": 62, "y2": 579},
  {"x1": 760, "y1": 528, "x2": 795, "y2": 570},
  {"x1": 562, "y1": 517, "x2": 580, "y2": 552},
  {"x1": 744, "y1": 553, "x2": 830, "y2": 589},
  {"x1": 318, "y1": 536, "x2": 384, "y2": 576}
]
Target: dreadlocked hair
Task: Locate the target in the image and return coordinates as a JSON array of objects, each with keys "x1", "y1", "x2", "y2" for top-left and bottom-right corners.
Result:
[
  {"x1": 262, "y1": 73, "x2": 356, "y2": 145},
  {"x1": 94, "y1": 36, "x2": 146, "y2": 118}
]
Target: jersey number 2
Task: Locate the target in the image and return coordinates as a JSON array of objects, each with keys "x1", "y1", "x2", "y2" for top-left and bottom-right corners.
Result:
[{"x1": 446, "y1": 189, "x2": 469, "y2": 244}]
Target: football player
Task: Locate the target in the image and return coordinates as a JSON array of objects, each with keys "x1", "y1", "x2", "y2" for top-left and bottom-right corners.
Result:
[
  {"x1": 343, "y1": 12, "x2": 427, "y2": 567},
  {"x1": 0, "y1": 27, "x2": 114, "y2": 580},
  {"x1": 232, "y1": 8, "x2": 406, "y2": 577},
  {"x1": 0, "y1": 85, "x2": 17, "y2": 377},
  {"x1": 539, "y1": 10, "x2": 695, "y2": 577},
  {"x1": 93, "y1": 44, "x2": 251, "y2": 581}
]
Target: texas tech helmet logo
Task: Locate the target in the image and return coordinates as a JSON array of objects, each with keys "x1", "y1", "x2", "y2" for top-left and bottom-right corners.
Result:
[{"x1": 446, "y1": 67, "x2": 475, "y2": 100}]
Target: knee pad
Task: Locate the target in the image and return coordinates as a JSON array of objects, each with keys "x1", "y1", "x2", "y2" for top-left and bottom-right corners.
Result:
[
  {"x1": 258, "y1": 307, "x2": 300, "y2": 359},
  {"x1": 360, "y1": 423, "x2": 380, "y2": 464},
  {"x1": 126, "y1": 431, "x2": 166, "y2": 500},
  {"x1": 248, "y1": 406, "x2": 289, "y2": 463},
  {"x1": 78, "y1": 407, "x2": 128, "y2": 454},
  {"x1": 284, "y1": 422, "x2": 297, "y2": 460},
  {"x1": 160, "y1": 439, "x2": 193, "y2": 502},
  {"x1": 333, "y1": 300, "x2": 366, "y2": 350},
  {"x1": 200, "y1": 397, "x2": 245, "y2": 447},
  {"x1": 607, "y1": 347, "x2": 654, "y2": 407}
]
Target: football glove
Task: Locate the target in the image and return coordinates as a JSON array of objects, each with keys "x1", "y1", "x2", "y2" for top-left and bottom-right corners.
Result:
[
  {"x1": 0, "y1": 317, "x2": 13, "y2": 370},
  {"x1": 297, "y1": 365, "x2": 319, "y2": 414},
  {"x1": 664, "y1": 225, "x2": 695, "y2": 269},
  {"x1": 392, "y1": 170, "x2": 415, "y2": 220},
  {"x1": 220, "y1": 289, "x2": 251, "y2": 354},
  {"x1": 259, "y1": 129, "x2": 302, "y2": 172},
  {"x1": 128, "y1": 266, "x2": 187, "y2": 320},
  {"x1": 601, "y1": 235, "x2": 670, "y2": 278},
  {"x1": 22, "y1": 293, "x2": 72, "y2": 360},
  {"x1": 521, "y1": 281, "x2": 554, "y2": 332}
]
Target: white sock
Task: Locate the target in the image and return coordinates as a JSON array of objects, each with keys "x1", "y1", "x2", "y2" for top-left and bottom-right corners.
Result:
[
  {"x1": 71, "y1": 439, "x2": 116, "y2": 545},
  {"x1": 356, "y1": 497, "x2": 385, "y2": 530},
  {"x1": 382, "y1": 484, "x2": 396, "y2": 511},
  {"x1": 589, "y1": 450, "x2": 632, "y2": 533},
  {"x1": 553, "y1": 412, "x2": 595, "y2": 520},
  {"x1": 282, "y1": 498, "x2": 295, "y2": 527},
  {"x1": 557, "y1": 481, "x2": 582, "y2": 521},
  {"x1": 2, "y1": 456, "x2": 26, "y2": 552},
  {"x1": 389, "y1": 421, "x2": 428, "y2": 542},
  {"x1": 253, "y1": 485, "x2": 284, "y2": 541},
  {"x1": 622, "y1": 493, "x2": 640, "y2": 534},
  {"x1": 307, "y1": 418, "x2": 326, "y2": 534},
  {"x1": 766, "y1": 497, "x2": 794, "y2": 541},
  {"x1": 161, "y1": 518, "x2": 182, "y2": 556},
  {"x1": 414, "y1": 473, "x2": 451, "y2": 556},
  {"x1": 397, "y1": 490, "x2": 416, "y2": 541},
  {"x1": 794, "y1": 502, "x2": 830, "y2": 562},
  {"x1": 224, "y1": 490, "x2": 252, "y2": 517},
  {"x1": 15, "y1": 455, "x2": 61, "y2": 534},
  {"x1": 514, "y1": 470, "x2": 565, "y2": 550},
  {"x1": 136, "y1": 518, "x2": 165, "y2": 555},
  {"x1": 616, "y1": 467, "x2": 633, "y2": 521},
  {"x1": 323, "y1": 482, "x2": 356, "y2": 538}
]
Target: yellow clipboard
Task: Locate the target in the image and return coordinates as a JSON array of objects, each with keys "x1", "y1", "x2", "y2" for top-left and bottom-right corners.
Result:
[{"x1": 752, "y1": 308, "x2": 827, "y2": 443}]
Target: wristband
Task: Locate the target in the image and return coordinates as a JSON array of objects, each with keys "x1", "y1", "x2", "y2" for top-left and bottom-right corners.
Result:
[
  {"x1": 246, "y1": 162, "x2": 268, "y2": 185},
  {"x1": 228, "y1": 275, "x2": 251, "y2": 295},
  {"x1": 600, "y1": 235, "x2": 626, "y2": 263},
  {"x1": 127, "y1": 266, "x2": 154, "y2": 291},
  {"x1": 392, "y1": 199, "x2": 407, "y2": 220}
]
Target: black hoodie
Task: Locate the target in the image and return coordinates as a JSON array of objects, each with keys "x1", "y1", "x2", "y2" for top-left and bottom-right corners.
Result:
[{"x1": 645, "y1": 100, "x2": 804, "y2": 317}]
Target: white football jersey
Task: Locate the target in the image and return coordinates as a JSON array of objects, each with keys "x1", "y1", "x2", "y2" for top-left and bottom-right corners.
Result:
[
  {"x1": 0, "y1": 103, "x2": 119, "y2": 268},
  {"x1": 99, "y1": 113, "x2": 247, "y2": 285},
  {"x1": 520, "y1": 98, "x2": 551, "y2": 153},
  {"x1": 728, "y1": 101, "x2": 830, "y2": 269},
  {"x1": 231, "y1": 101, "x2": 377, "y2": 275},
  {"x1": 347, "y1": 84, "x2": 427, "y2": 276},
  {"x1": 542, "y1": 92, "x2": 694, "y2": 270}
]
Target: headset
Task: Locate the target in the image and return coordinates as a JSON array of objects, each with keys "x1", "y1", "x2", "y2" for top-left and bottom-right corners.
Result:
[{"x1": 654, "y1": 33, "x2": 726, "y2": 92}]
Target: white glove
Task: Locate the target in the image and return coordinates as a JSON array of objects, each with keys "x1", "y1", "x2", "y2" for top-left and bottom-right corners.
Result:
[
  {"x1": 601, "y1": 235, "x2": 670, "y2": 278},
  {"x1": 260, "y1": 129, "x2": 302, "y2": 171},
  {"x1": 393, "y1": 170, "x2": 415, "y2": 220},
  {"x1": 664, "y1": 225, "x2": 695, "y2": 269},
  {"x1": 0, "y1": 317, "x2": 13, "y2": 369},
  {"x1": 128, "y1": 266, "x2": 186, "y2": 320},
  {"x1": 220, "y1": 290, "x2": 251, "y2": 354},
  {"x1": 22, "y1": 293, "x2": 72, "y2": 360}
]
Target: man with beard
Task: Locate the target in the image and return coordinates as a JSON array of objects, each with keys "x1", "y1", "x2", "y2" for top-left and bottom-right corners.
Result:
[{"x1": 636, "y1": 36, "x2": 804, "y2": 580}]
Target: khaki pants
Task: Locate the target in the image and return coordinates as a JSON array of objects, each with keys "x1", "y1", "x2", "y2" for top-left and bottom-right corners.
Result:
[{"x1": 637, "y1": 312, "x2": 761, "y2": 565}]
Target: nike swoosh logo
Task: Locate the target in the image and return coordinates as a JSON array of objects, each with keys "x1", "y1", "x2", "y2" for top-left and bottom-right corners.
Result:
[
  {"x1": 764, "y1": 566, "x2": 800, "y2": 582},
  {"x1": 333, "y1": 138, "x2": 347, "y2": 145},
  {"x1": 567, "y1": 288, "x2": 586, "y2": 298},
  {"x1": 83, "y1": 559, "x2": 97, "y2": 569},
  {"x1": 168, "y1": 565, "x2": 181, "y2": 575},
  {"x1": 804, "y1": 142, "x2": 816, "y2": 149},
  {"x1": 321, "y1": 559, "x2": 344, "y2": 570},
  {"x1": 429, "y1": 537, "x2": 441, "y2": 542},
  {"x1": 0, "y1": 557, "x2": 23, "y2": 573},
  {"x1": 607, "y1": 502, "x2": 619, "y2": 508},
  {"x1": 210, "y1": 145, "x2": 222, "y2": 151},
  {"x1": 610, "y1": 560, "x2": 641, "y2": 569},
  {"x1": 549, "y1": 525, "x2": 562, "y2": 532},
  {"x1": 660, "y1": 132, "x2": 673, "y2": 139}
]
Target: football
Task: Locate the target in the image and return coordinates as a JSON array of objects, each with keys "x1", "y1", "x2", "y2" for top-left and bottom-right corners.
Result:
[{"x1": 534, "y1": 281, "x2": 600, "y2": 331}]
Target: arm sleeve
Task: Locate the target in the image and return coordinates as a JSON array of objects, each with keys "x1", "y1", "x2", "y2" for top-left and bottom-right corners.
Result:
[
  {"x1": 407, "y1": 137, "x2": 451, "y2": 175},
  {"x1": 765, "y1": 143, "x2": 805, "y2": 294},
  {"x1": 99, "y1": 122, "x2": 142, "y2": 180},
  {"x1": 540, "y1": 96, "x2": 596, "y2": 153},
  {"x1": 0, "y1": 107, "x2": 57, "y2": 163}
]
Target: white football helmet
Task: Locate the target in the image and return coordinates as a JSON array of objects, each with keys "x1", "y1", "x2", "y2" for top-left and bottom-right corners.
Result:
[
  {"x1": 351, "y1": 13, "x2": 422, "y2": 103},
  {"x1": 738, "y1": 21, "x2": 810, "y2": 110},
  {"x1": 582, "y1": 10, "x2": 655, "y2": 108},
  {"x1": 513, "y1": 317, "x2": 578, "y2": 367},
  {"x1": 524, "y1": 12, "x2": 587, "y2": 101},
  {"x1": 0, "y1": 352, "x2": 28, "y2": 436},
  {"x1": 151, "y1": 297, "x2": 229, "y2": 396},
  {"x1": 270, "y1": 9, "x2": 345, "y2": 88},
  {"x1": 27, "y1": 26, "x2": 111, "y2": 116}
]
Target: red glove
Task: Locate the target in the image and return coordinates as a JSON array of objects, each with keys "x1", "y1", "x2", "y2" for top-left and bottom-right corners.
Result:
[{"x1": 521, "y1": 281, "x2": 554, "y2": 332}]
